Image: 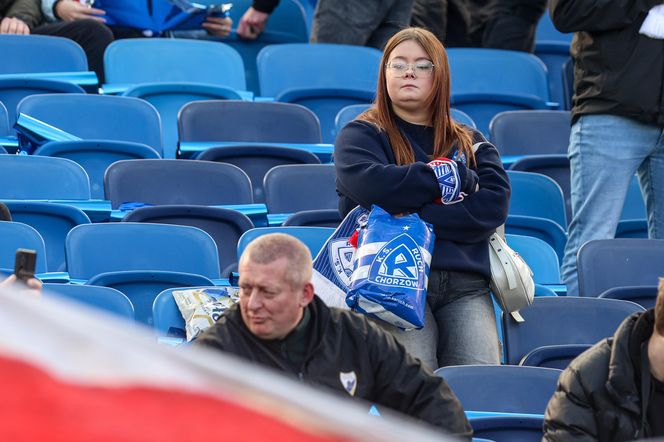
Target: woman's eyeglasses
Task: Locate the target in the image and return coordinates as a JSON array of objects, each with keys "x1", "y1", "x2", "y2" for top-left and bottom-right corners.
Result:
[{"x1": 385, "y1": 61, "x2": 435, "y2": 77}]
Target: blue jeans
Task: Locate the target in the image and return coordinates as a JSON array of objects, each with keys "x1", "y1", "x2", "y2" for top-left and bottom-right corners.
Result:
[
  {"x1": 561, "y1": 115, "x2": 664, "y2": 296},
  {"x1": 373, "y1": 270, "x2": 501, "y2": 370}
]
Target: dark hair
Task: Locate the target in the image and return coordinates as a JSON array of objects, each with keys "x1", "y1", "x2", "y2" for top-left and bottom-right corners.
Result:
[{"x1": 358, "y1": 27, "x2": 475, "y2": 166}]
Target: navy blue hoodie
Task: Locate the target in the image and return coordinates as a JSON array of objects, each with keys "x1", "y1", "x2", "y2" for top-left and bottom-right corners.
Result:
[{"x1": 334, "y1": 118, "x2": 510, "y2": 279}]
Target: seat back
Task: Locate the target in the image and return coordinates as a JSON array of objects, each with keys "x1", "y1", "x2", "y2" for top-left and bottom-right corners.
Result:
[
  {"x1": 123, "y1": 205, "x2": 254, "y2": 278},
  {"x1": 4, "y1": 202, "x2": 91, "y2": 272},
  {"x1": 505, "y1": 215, "x2": 567, "y2": 265},
  {"x1": 34, "y1": 140, "x2": 161, "y2": 199},
  {"x1": 0, "y1": 35, "x2": 87, "y2": 74},
  {"x1": 104, "y1": 159, "x2": 253, "y2": 209},
  {"x1": 506, "y1": 234, "x2": 561, "y2": 285},
  {"x1": 198, "y1": 145, "x2": 321, "y2": 203},
  {"x1": 264, "y1": 164, "x2": 338, "y2": 213},
  {"x1": 283, "y1": 209, "x2": 342, "y2": 228},
  {"x1": 104, "y1": 38, "x2": 246, "y2": 90},
  {"x1": 489, "y1": 110, "x2": 571, "y2": 156},
  {"x1": 0, "y1": 221, "x2": 48, "y2": 274},
  {"x1": 153, "y1": 287, "x2": 190, "y2": 337},
  {"x1": 507, "y1": 170, "x2": 567, "y2": 229},
  {"x1": 0, "y1": 101, "x2": 9, "y2": 136},
  {"x1": 599, "y1": 285, "x2": 659, "y2": 310},
  {"x1": 123, "y1": 83, "x2": 243, "y2": 159},
  {"x1": 0, "y1": 79, "x2": 85, "y2": 129},
  {"x1": 0, "y1": 155, "x2": 90, "y2": 200},
  {"x1": 17, "y1": 94, "x2": 163, "y2": 154},
  {"x1": 502, "y1": 297, "x2": 645, "y2": 365},
  {"x1": 65, "y1": 223, "x2": 221, "y2": 280},
  {"x1": 471, "y1": 416, "x2": 545, "y2": 442},
  {"x1": 237, "y1": 226, "x2": 334, "y2": 259},
  {"x1": 43, "y1": 283, "x2": 134, "y2": 320},
  {"x1": 178, "y1": 100, "x2": 321, "y2": 144},
  {"x1": 519, "y1": 344, "x2": 593, "y2": 369},
  {"x1": 577, "y1": 239, "x2": 664, "y2": 298},
  {"x1": 435, "y1": 365, "x2": 561, "y2": 414}
]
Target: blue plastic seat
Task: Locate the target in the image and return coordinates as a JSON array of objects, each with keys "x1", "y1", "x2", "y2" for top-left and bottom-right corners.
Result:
[
  {"x1": 197, "y1": 144, "x2": 321, "y2": 203},
  {"x1": 43, "y1": 283, "x2": 135, "y2": 320},
  {"x1": 506, "y1": 234, "x2": 561, "y2": 285},
  {"x1": 505, "y1": 215, "x2": 567, "y2": 264},
  {"x1": 257, "y1": 43, "x2": 382, "y2": 143},
  {"x1": 562, "y1": 57, "x2": 574, "y2": 111},
  {"x1": 0, "y1": 221, "x2": 48, "y2": 274},
  {"x1": 577, "y1": 238, "x2": 664, "y2": 298},
  {"x1": 17, "y1": 93, "x2": 163, "y2": 155},
  {"x1": 534, "y1": 11, "x2": 572, "y2": 111},
  {"x1": 34, "y1": 139, "x2": 160, "y2": 199},
  {"x1": 123, "y1": 83, "x2": 243, "y2": 159},
  {"x1": 502, "y1": 297, "x2": 645, "y2": 366},
  {"x1": 507, "y1": 170, "x2": 567, "y2": 229},
  {"x1": 435, "y1": 365, "x2": 561, "y2": 414},
  {"x1": 178, "y1": 100, "x2": 321, "y2": 144},
  {"x1": 447, "y1": 48, "x2": 553, "y2": 135},
  {"x1": 471, "y1": 415, "x2": 545, "y2": 442},
  {"x1": 283, "y1": 209, "x2": 342, "y2": 228},
  {"x1": 4, "y1": 202, "x2": 90, "y2": 272},
  {"x1": 153, "y1": 286, "x2": 198, "y2": 338},
  {"x1": 519, "y1": 344, "x2": 593, "y2": 369},
  {"x1": 0, "y1": 101, "x2": 9, "y2": 137},
  {"x1": 0, "y1": 35, "x2": 87, "y2": 74},
  {"x1": 264, "y1": 164, "x2": 338, "y2": 214},
  {"x1": 65, "y1": 223, "x2": 221, "y2": 281},
  {"x1": 598, "y1": 285, "x2": 659, "y2": 310},
  {"x1": 104, "y1": 159, "x2": 253, "y2": 209},
  {"x1": 0, "y1": 155, "x2": 90, "y2": 200},
  {"x1": 237, "y1": 226, "x2": 334, "y2": 259},
  {"x1": 104, "y1": 38, "x2": 246, "y2": 90},
  {"x1": 225, "y1": 0, "x2": 309, "y2": 94},
  {"x1": 87, "y1": 270, "x2": 214, "y2": 325},
  {"x1": 123, "y1": 205, "x2": 255, "y2": 278},
  {"x1": 0, "y1": 79, "x2": 85, "y2": 130},
  {"x1": 489, "y1": 111, "x2": 571, "y2": 156}
]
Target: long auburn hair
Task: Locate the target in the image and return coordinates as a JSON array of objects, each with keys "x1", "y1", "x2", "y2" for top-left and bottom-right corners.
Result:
[{"x1": 359, "y1": 27, "x2": 474, "y2": 166}]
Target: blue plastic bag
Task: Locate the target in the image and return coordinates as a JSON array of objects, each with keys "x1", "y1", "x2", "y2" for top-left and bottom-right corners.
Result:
[{"x1": 346, "y1": 205, "x2": 435, "y2": 330}]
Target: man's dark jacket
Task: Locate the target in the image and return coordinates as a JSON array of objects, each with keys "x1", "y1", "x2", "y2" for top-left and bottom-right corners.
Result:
[
  {"x1": 543, "y1": 310, "x2": 658, "y2": 441},
  {"x1": 550, "y1": 0, "x2": 664, "y2": 126},
  {"x1": 0, "y1": 0, "x2": 42, "y2": 29},
  {"x1": 196, "y1": 295, "x2": 472, "y2": 439}
]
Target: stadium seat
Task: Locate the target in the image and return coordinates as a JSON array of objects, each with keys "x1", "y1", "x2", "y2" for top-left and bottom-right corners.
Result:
[
  {"x1": 447, "y1": 48, "x2": 553, "y2": 135},
  {"x1": 257, "y1": 43, "x2": 381, "y2": 143},
  {"x1": 104, "y1": 38, "x2": 246, "y2": 90},
  {"x1": 263, "y1": 164, "x2": 338, "y2": 214},
  {"x1": 507, "y1": 170, "x2": 567, "y2": 229},
  {"x1": 506, "y1": 234, "x2": 561, "y2": 286},
  {"x1": 65, "y1": 223, "x2": 221, "y2": 281},
  {"x1": 104, "y1": 159, "x2": 253, "y2": 209},
  {"x1": 0, "y1": 101, "x2": 9, "y2": 137},
  {"x1": 123, "y1": 205, "x2": 255, "y2": 278},
  {"x1": 0, "y1": 221, "x2": 48, "y2": 274},
  {"x1": 577, "y1": 238, "x2": 664, "y2": 298},
  {"x1": 4, "y1": 202, "x2": 91, "y2": 272},
  {"x1": 534, "y1": 11, "x2": 572, "y2": 111},
  {"x1": 0, "y1": 35, "x2": 87, "y2": 74},
  {"x1": 505, "y1": 215, "x2": 567, "y2": 264},
  {"x1": 123, "y1": 83, "x2": 243, "y2": 159},
  {"x1": 197, "y1": 144, "x2": 321, "y2": 203},
  {"x1": 562, "y1": 57, "x2": 574, "y2": 111},
  {"x1": 283, "y1": 209, "x2": 342, "y2": 228},
  {"x1": 489, "y1": 110, "x2": 571, "y2": 156},
  {"x1": 598, "y1": 285, "x2": 659, "y2": 310},
  {"x1": 225, "y1": 0, "x2": 309, "y2": 94},
  {"x1": 502, "y1": 297, "x2": 645, "y2": 366},
  {"x1": 0, "y1": 79, "x2": 85, "y2": 130},
  {"x1": 435, "y1": 365, "x2": 561, "y2": 414},
  {"x1": 17, "y1": 93, "x2": 163, "y2": 155},
  {"x1": 43, "y1": 283, "x2": 135, "y2": 320},
  {"x1": 0, "y1": 155, "x2": 90, "y2": 200},
  {"x1": 471, "y1": 415, "x2": 545, "y2": 442},
  {"x1": 86, "y1": 270, "x2": 214, "y2": 326},
  {"x1": 153, "y1": 287, "x2": 188, "y2": 338},
  {"x1": 519, "y1": 344, "x2": 592, "y2": 369},
  {"x1": 178, "y1": 100, "x2": 321, "y2": 145},
  {"x1": 34, "y1": 139, "x2": 161, "y2": 199},
  {"x1": 237, "y1": 226, "x2": 334, "y2": 259}
]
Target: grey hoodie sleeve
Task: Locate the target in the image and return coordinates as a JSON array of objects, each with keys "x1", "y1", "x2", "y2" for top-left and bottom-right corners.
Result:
[{"x1": 41, "y1": 0, "x2": 58, "y2": 22}]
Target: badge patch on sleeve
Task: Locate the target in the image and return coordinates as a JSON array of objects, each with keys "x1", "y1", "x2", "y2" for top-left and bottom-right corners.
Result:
[{"x1": 339, "y1": 371, "x2": 357, "y2": 396}]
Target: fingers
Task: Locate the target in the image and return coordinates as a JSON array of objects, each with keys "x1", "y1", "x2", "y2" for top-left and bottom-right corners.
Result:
[
  {"x1": 0, "y1": 17, "x2": 30, "y2": 35},
  {"x1": 1, "y1": 274, "x2": 17, "y2": 286},
  {"x1": 237, "y1": 19, "x2": 259, "y2": 39},
  {"x1": 202, "y1": 17, "x2": 232, "y2": 37},
  {"x1": 25, "y1": 278, "x2": 43, "y2": 292}
]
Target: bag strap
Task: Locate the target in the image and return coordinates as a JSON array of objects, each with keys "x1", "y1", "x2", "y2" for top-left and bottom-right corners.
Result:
[{"x1": 489, "y1": 234, "x2": 518, "y2": 290}]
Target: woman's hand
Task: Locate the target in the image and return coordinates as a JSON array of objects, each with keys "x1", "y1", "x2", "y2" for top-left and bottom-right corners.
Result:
[
  {"x1": 55, "y1": 1, "x2": 106, "y2": 22},
  {"x1": 202, "y1": 16, "x2": 233, "y2": 38},
  {"x1": 0, "y1": 17, "x2": 30, "y2": 34}
]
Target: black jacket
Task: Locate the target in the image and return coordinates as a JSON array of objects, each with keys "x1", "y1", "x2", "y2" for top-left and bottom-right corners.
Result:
[
  {"x1": 0, "y1": 0, "x2": 42, "y2": 29},
  {"x1": 550, "y1": 0, "x2": 664, "y2": 126},
  {"x1": 195, "y1": 296, "x2": 473, "y2": 439},
  {"x1": 543, "y1": 310, "x2": 660, "y2": 441},
  {"x1": 334, "y1": 119, "x2": 510, "y2": 279}
]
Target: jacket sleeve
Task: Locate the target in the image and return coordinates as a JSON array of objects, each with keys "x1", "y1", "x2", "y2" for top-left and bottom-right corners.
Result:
[
  {"x1": 5, "y1": 0, "x2": 42, "y2": 29},
  {"x1": 334, "y1": 121, "x2": 444, "y2": 215},
  {"x1": 41, "y1": 0, "x2": 57, "y2": 22},
  {"x1": 549, "y1": 0, "x2": 660, "y2": 33},
  {"x1": 542, "y1": 362, "x2": 601, "y2": 441},
  {"x1": 366, "y1": 321, "x2": 473, "y2": 440},
  {"x1": 418, "y1": 140, "x2": 510, "y2": 243},
  {"x1": 252, "y1": 0, "x2": 280, "y2": 14}
]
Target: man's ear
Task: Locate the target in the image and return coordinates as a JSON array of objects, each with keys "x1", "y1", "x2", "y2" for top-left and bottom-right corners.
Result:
[{"x1": 300, "y1": 282, "x2": 315, "y2": 307}]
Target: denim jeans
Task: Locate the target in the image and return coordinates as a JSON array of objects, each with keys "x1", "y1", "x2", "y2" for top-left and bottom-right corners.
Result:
[
  {"x1": 373, "y1": 270, "x2": 501, "y2": 370},
  {"x1": 561, "y1": 115, "x2": 664, "y2": 296}
]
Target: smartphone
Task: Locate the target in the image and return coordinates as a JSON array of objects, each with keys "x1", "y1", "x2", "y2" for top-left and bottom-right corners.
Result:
[{"x1": 14, "y1": 249, "x2": 37, "y2": 283}]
